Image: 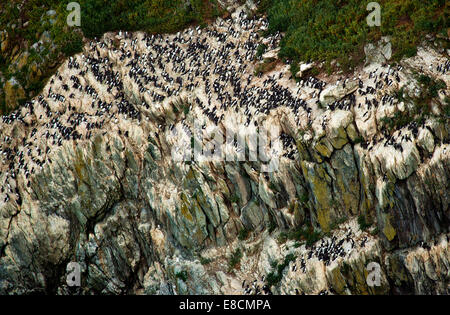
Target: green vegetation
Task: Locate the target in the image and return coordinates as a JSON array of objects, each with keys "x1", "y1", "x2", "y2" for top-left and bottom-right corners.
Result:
[
  {"x1": 394, "y1": 86, "x2": 406, "y2": 102},
  {"x1": 175, "y1": 270, "x2": 188, "y2": 282},
  {"x1": 183, "y1": 104, "x2": 190, "y2": 115},
  {"x1": 0, "y1": 0, "x2": 224, "y2": 114},
  {"x1": 230, "y1": 193, "x2": 240, "y2": 203},
  {"x1": 299, "y1": 193, "x2": 309, "y2": 204},
  {"x1": 199, "y1": 255, "x2": 213, "y2": 265},
  {"x1": 417, "y1": 75, "x2": 447, "y2": 99},
  {"x1": 352, "y1": 136, "x2": 364, "y2": 144},
  {"x1": 227, "y1": 247, "x2": 243, "y2": 272},
  {"x1": 277, "y1": 231, "x2": 289, "y2": 244},
  {"x1": 172, "y1": 103, "x2": 180, "y2": 114},
  {"x1": 255, "y1": 43, "x2": 267, "y2": 58},
  {"x1": 238, "y1": 227, "x2": 250, "y2": 241},
  {"x1": 0, "y1": 0, "x2": 85, "y2": 112},
  {"x1": 329, "y1": 216, "x2": 348, "y2": 231},
  {"x1": 268, "y1": 217, "x2": 277, "y2": 233},
  {"x1": 341, "y1": 261, "x2": 352, "y2": 275},
  {"x1": 287, "y1": 200, "x2": 296, "y2": 214},
  {"x1": 1, "y1": 0, "x2": 447, "y2": 115},
  {"x1": 370, "y1": 226, "x2": 380, "y2": 236},
  {"x1": 77, "y1": 0, "x2": 222, "y2": 38},
  {"x1": 278, "y1": 226, "x2": 322, "y2": 247},
  {"x1": 268, "y1": 181, "x2": 277, "y2": 191},
  {"x1": 380, "y1": 75, "x2": 447, "y2": 134},
  {"x1": 445, "y1": 98, "x2": 450, "y2": 118},
  {"x1": 0, "y1": 0, "x2": 222, "y2": 41},
  {"x1": 266, "y1": 253, "x2": 296, "y2": 287},
  {"x1": 254, "y1": 58, "x2": 278, "y2": 76},
  {"x1": 379, "y1": 111, "x2": 414, "y2": 134},
  {"x1": 358, "y1": 214, "x2": 372, "y2": 231},
  {"x1": 278, "y1": 215, "x2": 349, "y2": 245},
  {"x1": 298, "y1": 227, "x2": 322, "y2": 246},
  {"x1": 259, "y1": 0, "x2": 448, "y2": 72}
]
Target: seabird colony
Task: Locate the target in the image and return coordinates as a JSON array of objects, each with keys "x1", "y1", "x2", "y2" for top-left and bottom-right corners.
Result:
[{"x1": 0, "y1": 8, "x2": 449, "y2": 233}]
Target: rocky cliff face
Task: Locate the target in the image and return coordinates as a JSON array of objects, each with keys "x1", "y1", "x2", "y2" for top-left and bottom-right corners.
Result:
[{"x1": 0, "y1": 4, "x2": 449, "y2": 294}]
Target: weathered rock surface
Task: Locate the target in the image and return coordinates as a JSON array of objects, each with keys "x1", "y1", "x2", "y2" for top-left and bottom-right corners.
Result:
[
  {"x1": 364, "y1": 37, "x2": 392, "y2": 65},
  {"x1": 0, "y1": 4, "x2": 449, "y2": 295},
  {"x1": 4, "y1": 78, "x2": 25, "y2": 111}
]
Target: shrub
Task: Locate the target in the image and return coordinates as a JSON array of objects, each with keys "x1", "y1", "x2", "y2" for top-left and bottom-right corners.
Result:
[
  {"x1": 76, "y1": 0, "x2": 222, "y2": 38},
  {"x1": 230, "y1": 193, "x2": 240, "y2": 203},
  {"x1": 277, "y1": 231, "x2": 288, "y2": 244},
  {"x1": 394, "y1": 87, "x2": 405, "y2": 102},
  {"x1": 0, "y1": 0, "x2": 224, "y2": 114},
  {"x1": 358, "y1": 214, "x2": 372, "y2": 231},
  {"x1": 370, "y1": 227, "x2": 379, "y2": 236},
  {"x1": 175, "y1": 270, "x2": 188, "y2": 282},
  {"x1": 265, "y1": 253, "x2": 296, "y2": 287},
  {"x1": 256, "y1": 43, "x2": 267, "y2": 58},
  {"x1": 329, "y1": 216, "x2": 348, "y2": 230},
  {"x1": 228, "y1": 248, "x2": 242, "y2": 272},
  {"x1": 267, "y1": 218, "x2": 277, "y2": 233},
  {"x1": 183, "y1": 104, "x2": 190, "y2": 115},
  {"x1": 301, "y1": 228, "x2": 321, "y2": 247},
  {"x1": 418, "y1": 75, "x2": 446, "y2": 99},
  {"x1": 299, "y1": 193, "x2": 309, "y2": 204},
  {"x1": 268, "y1": 181, "x2": 277, "y2": 191},
  {"x1": 260, "y1": 0, "x2": 447, "y2": 72},
  {"x1": 278, "y1": 226, "x2": 322, "y2": 247},
  {"x1": 353, "y1": 136, "x2": 364, "y2": 144},
  {"x1": 199, "y1": 256, "x2": 212, "y2": 265},
  {"x1": 445, "y1": 98, "x2": 450, "y2": 116},
  {"x1": 238, "y1": 228, "x2": 250, "y2": 241}
]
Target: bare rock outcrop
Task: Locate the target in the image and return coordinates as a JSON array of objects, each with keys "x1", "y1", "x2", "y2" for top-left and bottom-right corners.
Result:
[{"x1": 0, "y1": 4, "x2": 449, "y2": 295}]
